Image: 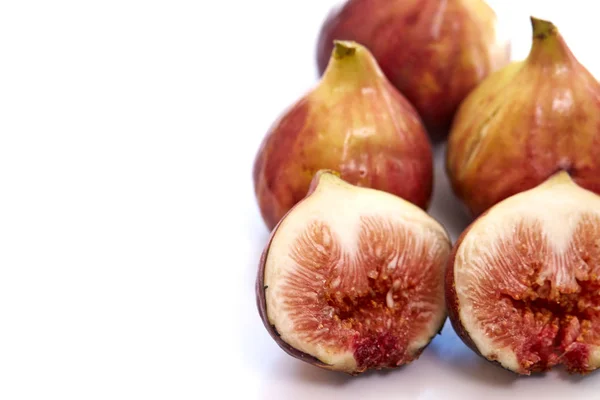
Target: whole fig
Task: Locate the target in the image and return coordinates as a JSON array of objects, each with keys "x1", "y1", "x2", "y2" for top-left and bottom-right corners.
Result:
[
  {"x1": 253, "y1": 41, "x2": 432, "y2": 231},
  {"x1": 316, "y1": 0, "x2": 511, "y2": 137},
  {"x1": 447, "y1": 17, "x2": 600, "y2": 218}
]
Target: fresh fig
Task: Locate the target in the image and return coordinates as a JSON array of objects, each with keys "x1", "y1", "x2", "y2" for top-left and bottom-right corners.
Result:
[
  {"x1": 316, "y1": 0, "x2": 511, "y2": 136},
  {"x1": 446, "y1": 171, "x2": 600, "y2": 375},
  {"x1": 447, "y1": 17, "x2": 600, "y2": 218},
  {"x1": 253, "y1": 41, "x2": 433, "y2": 231},
  {"x1": 257, "y1": 170, "x2": 451, "y2": 374}
]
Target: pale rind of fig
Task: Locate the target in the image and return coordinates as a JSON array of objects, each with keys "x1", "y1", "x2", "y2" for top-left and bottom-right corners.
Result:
[
  {"x1": 257, "y1": 171, "x2": 451, "y2": 374},
  {"x1": 253, "y1": 41, "x2": 433, "y2": 231},
  {"x1": 447, "y1": 17, "x2": 600, "y2": 217},
  {"x1": 447, "y1": 171, "x2": 600, "y2": 375}
]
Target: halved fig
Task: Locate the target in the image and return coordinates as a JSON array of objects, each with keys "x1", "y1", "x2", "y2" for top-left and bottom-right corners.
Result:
[
  {"x1": 447, "y1": 171, "x2": 600, "y2": 375},
  {"x1": 256, "y1": 170, "x2": 451, "y2": 374}
]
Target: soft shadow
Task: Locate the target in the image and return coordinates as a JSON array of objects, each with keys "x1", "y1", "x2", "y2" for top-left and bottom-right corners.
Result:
[
  {"x1": 283, "y1": 357, "x2": 355, "y2": 386},
  {"x1": 262, "y1": 340, "x2": 413, "y2": 387},
  {"x1": 428, "y1": 142, "x2": 472, "y2": 242},
  {"x1": 296, "y1": 358, "x2": 412, "y2": 385},
  {"x1": 258, "y1": 355, "x2": 357, "y2": 400},
  {"x1": 426, "y1": 126, "x2": 450, "y2": 145},
  {"x1": 428, "y1": 321, "x2": 519, "y2": 387}
]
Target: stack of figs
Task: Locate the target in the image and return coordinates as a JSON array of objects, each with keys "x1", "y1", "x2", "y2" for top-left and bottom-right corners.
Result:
[{"x1": 253, "y1": 0, "x2": 600, "y2": 376}]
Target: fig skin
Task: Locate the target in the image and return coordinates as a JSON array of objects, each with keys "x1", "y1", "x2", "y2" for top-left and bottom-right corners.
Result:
[
  {"x1": 254, "y1": 41, "x2": 433, "y2": 231},
  {"x1": 447, "y1": 17, "x2": 600, "y2": 218},
  {"x1": 316, "y1": 0, "x2": 511, "y2": 137},
  {"x1": 256, "y1": 170, "x2": 450, "y2": 374}
]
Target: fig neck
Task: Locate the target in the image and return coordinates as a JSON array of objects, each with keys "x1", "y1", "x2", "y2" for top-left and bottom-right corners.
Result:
[
  {"x1": 540, "y1": 170, "x2": 575, "y2": 189},
  {"x1": 320, "y1": 41, "x2": 383, "y2": 90},
  {"x1": 308, "y1": 170, "x2": 344, "y2": 194},
  {"x1": 526, "y1": 17, "x2": 576, "y2": 68}
]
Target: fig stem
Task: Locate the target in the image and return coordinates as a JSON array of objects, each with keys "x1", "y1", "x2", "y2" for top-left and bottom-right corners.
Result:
[
  {"x1": 333, "y1": 41, "x2": 357, "y2": 60},
  {"x1": 542, "y1": 170, "x2": 575, "y2": 188},
  {"x1": 527, "y1": 16, "x2": 574, "y2": 66},
  {"x1": 531, "y1": 17, "x2": 557, "y2": 40},
  {"x1": 321, "y1": 41, "x2": 382, "y2": 89},
  {"x1": 308, "y1": 169, "x2": 344, "y2": 194}
]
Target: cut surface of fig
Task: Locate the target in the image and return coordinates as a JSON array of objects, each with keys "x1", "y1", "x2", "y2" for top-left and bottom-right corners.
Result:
[
  {"x1": 258, "y1": 171, "x2": 451, "y2": 374},
  {"x1": 448, "y1": 172, "x2": 600, "y2": 375}
]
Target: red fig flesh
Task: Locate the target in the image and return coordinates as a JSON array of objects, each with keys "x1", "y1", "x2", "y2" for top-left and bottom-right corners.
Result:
[
  {"x1": 446, "y1": 172, "x2": 600, "y2": 375},
  {"x1": 316, "y1": 0, "x2": 511, "y2": 135},
  {"x1": 254, "y1": 41, "x2": 433, "y2": 231},
  {"x1": 257, "y1": 171, "x2": 451, "y2": 374}
]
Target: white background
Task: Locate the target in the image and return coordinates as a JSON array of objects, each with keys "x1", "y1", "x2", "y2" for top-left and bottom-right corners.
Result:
[{"x1": 1, "y1": 1, "x2": 599, "y2": 399}]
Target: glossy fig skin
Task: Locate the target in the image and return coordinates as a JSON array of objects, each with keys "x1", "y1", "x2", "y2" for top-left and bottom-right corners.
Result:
[
  {"x1": 316, "y1": 0, "x2": 510, "y2": 136},
  {"x1": 447, "y1": 17, "x2": 600, "y2": 218},
  {"x1": 254, "y1": 41, "x2": 433, "y2": 231}
]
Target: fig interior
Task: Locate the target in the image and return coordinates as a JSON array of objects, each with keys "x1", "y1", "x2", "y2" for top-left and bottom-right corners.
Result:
[
  {"x1": 260, "y1": 172, "x2": 450, "y2": 373},
  {"x1": 451, "y1": 172, "x2": 600, "y2": 374}
]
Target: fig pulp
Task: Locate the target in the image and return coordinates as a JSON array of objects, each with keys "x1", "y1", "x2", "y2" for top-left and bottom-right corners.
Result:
[
  {"x1": 257, "y1": 171, "x2": 451, "y2": 374},
  {"x1": 254, "y1": 41, "x2": 433, "y2": 231},
  {"x1": 316, "y1": 0, "x2": 511, "y2": 136},
  {"x1": 447, "y1": 17, "x2": 600, "y2": 217},
  {"x1": 446, "y1": 172, "x2": 600, "y2": 375}
]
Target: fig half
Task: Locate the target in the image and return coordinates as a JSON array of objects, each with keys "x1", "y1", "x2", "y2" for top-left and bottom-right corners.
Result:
[
  {"x1": 257, "y1": 170, "x2": 451, "y2": 374},
  {"x1": 447, "y1": 171, "x2": 600, "y2": 375}
]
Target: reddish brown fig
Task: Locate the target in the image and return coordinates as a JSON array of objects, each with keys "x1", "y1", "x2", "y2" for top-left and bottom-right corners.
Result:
[
  {"x1": 254, "y1": 41, "x2": 433, "y2": 231},
  {"x1": 316, "y1": 0, "x2": 511, "y2": 136},
  {"x1": 446, "y1": 171, "x2": 600, "y2": 375},
  {"x1": 447, "y1": 17, "x2": 600, "y2": 218},
  {"x1": 257, "y1": 170, "x2": 451, "y2": 374}
]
